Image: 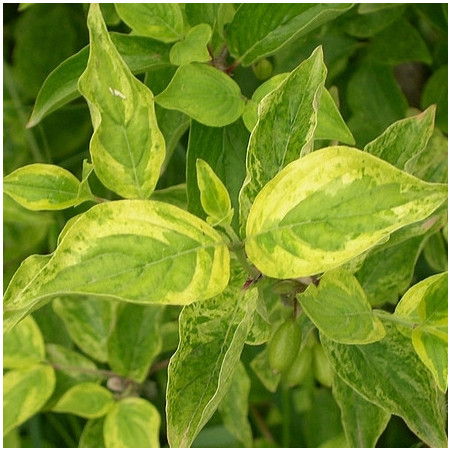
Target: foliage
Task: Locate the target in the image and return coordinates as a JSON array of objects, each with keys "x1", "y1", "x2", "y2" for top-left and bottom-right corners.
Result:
[{"x1": 3, "y1": 3, "x2": 448, "y2": 448}]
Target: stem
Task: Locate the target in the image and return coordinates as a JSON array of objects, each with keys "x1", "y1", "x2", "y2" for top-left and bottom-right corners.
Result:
[
  {"x1": 281, "y1": 383, "x2": 291, "y2": 447},
  {"x1": 373, "y1": 310, "x2": 416, "y2": 329},
  {"x1": 249, "y1": 405, "x2": 277, "y2": 446}
]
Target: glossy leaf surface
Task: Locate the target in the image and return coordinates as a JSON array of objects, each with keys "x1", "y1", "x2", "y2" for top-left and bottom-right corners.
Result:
[
  {"x1": 245, "y1": 146, "x2": 447, "y2": 279},
  {"x1": 3, "y1": 200, "x2": 230, "y2": 333},
  {"x1": 169, "y1": 24, "x2": 212, "y2": 66},
  {"x1": 78, "y1": 4, "x2": 165, "y2": 199},
  {"x1": 298, "y1": 269, "x2": 385, "y2": 344}
]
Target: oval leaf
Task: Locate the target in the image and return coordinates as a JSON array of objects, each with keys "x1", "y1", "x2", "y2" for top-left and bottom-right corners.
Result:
[
  {"x1": 78, "y1": 4, "x2": 165, "y2": 199},
  {"x1": 245, "y1": 146, "x2": 447, "y2": 279},
  {"x1": 4, "y1": 164, "x2": 92, "y2": 210},
  {"x1": 155, "y1": 63, "x2": 245, "y2": 127},
  {"x1": 115, "y1": 3, "x2": 184, "y2": 43},
  {"x1": 196, "y1": 158, "x2": 233, "y2": 227},
  {"x1": 169, "y1": 23, "x2": 212, "y2": 66},
  {"x1": 104, "y1": 397, "x2": 160, "y2": 448},
  {"x1": 3, "y1": 315, "x2": 45, "y2": 369},
  {"x1": 4, "y1": 200, "x2": 230, "y2": 332},
  {"x1": 298, "y1": 269, "x2": 386, "y2": 344},
  {"x1": 3, "y1": 364, "x2": 55, "y2": 435},
  {"x1": 52, "y1": 382, "x2": 114, "y2": 418}
]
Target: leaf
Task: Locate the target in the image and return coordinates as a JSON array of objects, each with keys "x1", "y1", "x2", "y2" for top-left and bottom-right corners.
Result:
[
  {"x1": 321, "y1": 321, "x2": 447, "y2": 448},
  {"x1": 196, "y1": 158, "x2": 234, "y2": 227},
  {"x1": 78, "y1": 4, "x2": 166, "y2": 199},
  {"x1": 79, "y1": 418, "x2": 105, "y2": 448},
  {"x1": 422, "y1": 231, "x2": 448, "y2": 272},
  {"x1": 3, "y1": 364, "x2": 56, "y2": 435},
  {"x1": 332, "y1": 375, "x2": 391, "y2": 447},
  {"x1": 166, "y1": 264, "x2": 258, "y2": 448},
  {"x1": 155, "y1": 63, "x2": 245, "y2": 127},
  {"x1": 226, "y1": 4, "x2": 353, "y2": 66},
  {"x1": 115, "y1": 3, "x2": 184, "y2": 43},
  {"x1": 218, "y1": 362, "x2": 253, "y2": 447},
  {"x1": 297, "y1": 269, "x2": 385, "y2": 344},
  {"x1": 104, "y1": 397, "x2": 160, "y2": 448},
  {"x1": 3, "y1": 315, "x2": 45, "y2": 369},
  {"x1": 27, "y1": 33, "x2": 171, "y2": 128},
  {"x1": 421, "y1": 66, "x2": 448, "y2": 134},
  {"x1": 52, "y1": 296, "x2": 118, "y2": 363},
  {"x1": 239, "y1": 47, "x2": 327, "y2": 232},
  {"x1": 395, "y1": 272, "x2": 448, "y2": 392},
  {"x1": 249, "y1": 348, "x2": 281, "y2": 392},
  {"x1": 170, "y1": 24, "x2": 212, "y2": 66},
  {"x1": 52, "y1": 382, "x2": 114, "y2": 418},
  {"x1": 186, "y1": 120, "x2": 249, "y2": 232},
  {"x1": 185, "y1": 4, "x2": 221, "y2": 27},
  {"x1": 3, "y1": 200, "x2": 230, "y2": 333},
  {"x1": 107, "y1": 304, "x2": 163, "y2": 382},
  {"x1": 364, "y1": 106, "x2": 436, "y2": 172},
  {"x1": 4, "y1": 164, "x2": 93, "y2": 210},
  {"x1": 245, "y1": 146, "x2": 447, "y2": 279}
]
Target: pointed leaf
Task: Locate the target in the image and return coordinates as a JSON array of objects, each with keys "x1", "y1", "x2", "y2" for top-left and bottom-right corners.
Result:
[
  {"x1": 3, "y1": 315, "x2": 45, "y2": 369},
  {"x1": 52, "y1": 382, "x2": 114, "y2": 418},
  {"x1": 3, "y1": 200, "x2": 230, "y2": 333},
  {"x1": 3, "y1": 365, "x2": 55, "y2": 435},
  {"x1": 4, "y1": 164, "x2": 93, "y2": 211},
  {"x1": 249, "y1": 348, "x2": 281, "y2": 392},
  {"x1": 239, "y1": 47, "x2": 327, "y2": 231},
  {"x1": 107, "y1": 304, "x2": 163, "y2": 382},
  {"x1": 166, "y1": 265, "x2": 257, "y2": 448},
  {"x1": 245, "y1": 146, "x2": 447, "y2": 279},
  {"x1": 321, "y1": 322, "x2": 447, "y2": 448},
  {"x1": 170, "y1": 24, "x2": 212, "y2": 66},
  {"x1": 104, "y1": 397, "x2": 160, "y2": 448},
  {"x1": 155, "y1": 63, "x2": 245, "y2": 127},
  {"x1": 78, "y1": 4, "x2": 165, "y2": 199},
  {"x1": 27, "y1": 33, "x2": 171, "y2": 128},
  {"x1": 115, "y1": 3, "x2": 184, "y2": 43},
  {"x1": 226, "y1": 4, "x2": 353, "y2": 66},
  {"x1": 53, "y1": 296, "x2": 118, "y2": 363},
  {"x1": 332, "y1": 375, "x2": 390, "y2": 447},
  {"x1": 395, "y1": 272, "x2": 448, "y2": 391},
  {"x1": 196, "y1": 158, "x2": 233, "y2": 227},
  {"x1": 298, "y1": 269, "x2": 386, "y2": 344},
  {"x1": 79, "y1": 418, "x2": 105, "y2": 448}
]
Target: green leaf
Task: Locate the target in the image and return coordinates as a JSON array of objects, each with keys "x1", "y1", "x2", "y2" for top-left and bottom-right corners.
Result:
[
  {"x1": 245, "y1": 146, "x2": 447, "y2": 279},
  {"x1": 4, "y1": 200, "x2": 230, "y2": 333},
  {"x1": 52, "y1": 296, "x2": 118, "y2": 363},
  {"x1": 226, "y1": 4, "x2": 353, "y2": 66},
  {"x1": 186, "y1": 120, "x2": 249, "y2": 232},
  {"x1": 79, "y1": 418, "x2": 106, "y2": 448},
  {"x1": 78, "y1": 4, "x2": 166, "y2": 199},
  {"x1": 196, "y1": 158, "x2": 234, "y2": 227},
  {"x1": 170, "y1": 24, "x2": 212, "y2": 66},
  {"x1": 4, "y1": 164, "x2": 93, "y2": 211},
  {"x1": 3, "y1": 364, "x2": 56, "y2": 435},
  {"x1": 151, "y1": 183, "x2": 187, "y2": 210},
  {"x1": 27, "y1": 33, "x2": 171, "y2": 128},
  {"x1": 239, "y1": 47, "x2": 327, "y2": 232},
  {"x1": 315, "y1": 87, "x2": 355, "y2": 144},
  {"x1": 421, "y1": 66, "x2": 448, "y2": 134},
  {"x1": 166, "y1": 264, "x2": 258, "y2": 448},
  {"x1": 115, "y1": 3, "x2": 184, "y2": 43},
  {"x1": 52, "y1": 382, "x2": 114, "y2": 418},
  {"x1": 104, "y1": 397, "x2": 160, "y2": 448},
  {"x1": 185, "y1": 4, "x2": 221, "y2": 27},
  {"x1": 107, "y1": 304, "x2": 163, "y2": 382},
  {"x1": 395, "y1": 272, "x2": 448, "y2": 392},
  {"x1": 3, "y1": 315, "x2": 45, "y2": 369},
  {"x1": 321, "y1": 321, "x2": 447, "y2": 448},
  {"x1": 297, "y1": 268, "x2": 385, "y2": 344},
  {"x1": 155, "y1": 63, "x2": 245, "y2": 127},
  {"x1": 332, "y1": 375, "x2": 391, "y2": 448},
  {"x1": 218, "y1": 362, "x2": 253, "y2": 448},
  {"x1": 423, "y1": 231, "x2": 448, "y2": 272},
  {"x1": 249, "y1": 348, "x2": 281, "y2": 392},
  {"x1": 364, "y1": 106, "x2": 436, "y2": 172}
]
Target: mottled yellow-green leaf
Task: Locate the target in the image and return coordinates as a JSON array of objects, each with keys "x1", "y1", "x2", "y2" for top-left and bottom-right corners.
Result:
[
  {"x1": 52, "y1": 382, "x2": 114, "y2": 418},
  {"x1": 4, "y1": 164, "x2": 92, "y2": 210},
  {"x1": 78, "y1": 4, "x2": 165, "y2": 199},
  {"x1": 3, "y1": 365, "x2": 55, "y2": 435},
  {"x1": 104, "y1": 397, "x2": 160, "y2": 448},
  {"x1": 196, "y1": 158, "x2": 234, "y2": 227},
  {"x1": 4, "y1": 200, "x2": 230, "y2": 333},
  {"x1": 245, "y1": 146, "x2": 447, "y2": 279}
]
